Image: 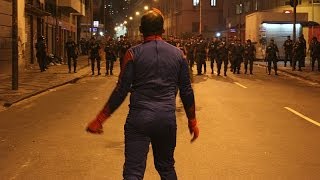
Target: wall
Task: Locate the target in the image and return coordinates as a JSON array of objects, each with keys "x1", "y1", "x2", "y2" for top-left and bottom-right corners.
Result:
[{"x1": 0, "y1": 0, "x2": 12, "y2": 74}]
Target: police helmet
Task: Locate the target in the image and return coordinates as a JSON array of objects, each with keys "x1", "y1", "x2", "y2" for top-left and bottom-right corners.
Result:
[{"x1": 139, "y1": 8, "x2": 164, "y2": 36}]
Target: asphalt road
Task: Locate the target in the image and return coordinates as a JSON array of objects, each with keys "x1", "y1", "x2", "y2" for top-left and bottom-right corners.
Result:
[{"x1": 0, "y1": 63, "x2": 319, "y2": 180}]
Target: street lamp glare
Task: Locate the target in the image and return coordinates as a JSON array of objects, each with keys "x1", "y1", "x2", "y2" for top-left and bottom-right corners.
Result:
[
  {"x1": 129, "y1": 16, "x2": 133, "y2": 20},
  {"x1": 136, "y1": 11, "x2": 140, "y2": 16},
  {"x1": 124, "y1": 21, "x2": 128, "y2": 24},
  {"x1": 144, "y1": 6, "x2": 149, "y2": 10}
]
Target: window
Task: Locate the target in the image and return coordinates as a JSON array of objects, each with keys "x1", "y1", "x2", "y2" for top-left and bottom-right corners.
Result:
[
  {"x1": 210, "y1": 0, "x2": 217, "y2": 7},
  {"x1": 193, "y1": 0, "x2": 199, "y2": 6}
]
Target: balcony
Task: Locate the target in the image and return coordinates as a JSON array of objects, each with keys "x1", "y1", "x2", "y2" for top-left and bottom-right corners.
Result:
[
  {"x1": 58, "y1": 0, "x2": 85, "y2": 15},
  {"x1": 25, "y1": 0, "x2": 51, "y2": 16}
]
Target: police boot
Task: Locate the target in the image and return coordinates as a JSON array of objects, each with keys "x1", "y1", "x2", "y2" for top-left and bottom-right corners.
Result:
[
  {"x1": 110, "y1": 70, "x2": 113, "y2": 75},
  {"x1": 74, "y1": 67, "x2": 77, "y2": 73}
]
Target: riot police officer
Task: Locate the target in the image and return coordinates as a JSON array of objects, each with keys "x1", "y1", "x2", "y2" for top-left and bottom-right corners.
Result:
[
  {"x1": 283, "y1": 36, "x2": 293, "y2": 67},
  {"x1": 104, "y1": 39, "x2": 116, "y2": 75},
  {"x1": 35, "y1": 36, "x2": 47, "y2": 72},
  {"x1": 208, "y1": 37, "x2": 219, "y2": 74},
  {"x1": 243, "y1": 39, "x2": 256, "y2": 74},
  {"x1": 185, "y1": 38, "x2": 195, "y2": 70},
  {"x1": 88, "y1": 37, "x2": 101, "y2": 75},
  {"x1": 230, "y1": 39, "x2": 244, "y2": 74},
  {"x1": 65, "y1": 36, "x2": 79, "y2": 73},
  {"x1": 194, "y1": 34, "x2": 207, "y2": 75},
  {"x1": 292, "y1": 36, "x2": 305, "y2": 71},
  {"x1": 118, "y1": 35, "x2": 131, "y2": 70},
  {"x1": 216, "y1": 38, "x2": 228, "y2": 76},
  {"x1": 310, "y1": 37, "x2": 320, "y2": 71},
  {"x1": 266, "y1": 39, "x2": 279, "y2": 75}
]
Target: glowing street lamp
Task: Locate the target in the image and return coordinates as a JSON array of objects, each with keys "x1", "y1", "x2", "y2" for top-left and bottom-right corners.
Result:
[
  {"x1": 129, "y1": 16, "x2": 133, "y2": 20},
  {"x1": 135, "y1": 11, "x2": 140, "y2": 16},
  {"x1": 144, "y1": 6, "x2": 149, "y2": 10},
  {"x1": 124, "y1": 21, "x2": 128, "y2": 24}
]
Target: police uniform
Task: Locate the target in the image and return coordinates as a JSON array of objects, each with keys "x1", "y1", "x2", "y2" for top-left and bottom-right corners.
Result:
[
  {"x1": 104, "y1": 40, "x2": 116, "y2": 75},
  {"x1": 310, "y1": 37, "x2": 320, "y2": 71},
  {"x1": 89, "y1": 39, "x2": 101, "y2": 75},
  {"x1": 230, "y1": 40, "x2": 244, "y2": 74},
  {"x1": 118, "y1": 39, "x2": 131, "y2": 70},
  {"x1": 243, "y1": 40, "x2": 256, "y2": 74},
  {"x1": 208, "y1": 39, "x2": 218, "y2": 74},
  {"x1": 185, "y1": 40, "x2": 195, "y2": 70},
  {"x1": 35, "y1": 36, "x2": 47, "y2": 72},
  {"x1": 292, "y1": 37, "x2": 305, "y2": 71},
  {"x1": 195, "y1": 38, "x2": 207, "y2": 75},
  {"x1": 65, "y1": 38, "x2": 78, "y2": 73},
  {"x1": 216, "y1": 40, "x2": 229, "y2": 76},
  {"x1": 266, "y1": 40, "x2": 279, "y2": 75},
  {"x1": 283, "y1": 37, "x2": 293, "y2": 67}
]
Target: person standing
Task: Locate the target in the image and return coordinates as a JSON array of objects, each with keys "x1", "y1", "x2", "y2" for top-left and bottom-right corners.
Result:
[
  {"x1": 283, "y1": 36, "x2": 293, "y2": 67},
  {"x1": 208, "y1": 37, "x2": 218, "y2": 74},
  {"x1": 230, "y1": 39, "x2": 244, "y2": 74},
  {"x1": 243, "y1": 39, "x2": 256, "y2": 74},
  {"x1": 266, "y1": 39, "x2": 279, "y2": 75},
  {"x1": 104, "y1": 39, "x2": 116, "y2": 75},
  {"x1": 88, "y1": 37, "x2": 101, "y2": 75},
  {"x1": 292, "y1": 36, "x2": 305, "y2": 71},
  {"x1": 65, "y1": 36, "x2": 79, "y2": 73},
  {"x1": 86, "y1": 8, "x2": 199, "y2": 180},
  {"x1": 216, "y1": 38, "x2": 228, "y2": 76},
  {"x1": 194, "y1": 34, "x2": 207, "y2": 75},
  {"x1": 309, "y1": 37, "x2": 320, "y2": 71},
  {"x1": 35, "y1": 36, "x2": 47, "y2": 72}
]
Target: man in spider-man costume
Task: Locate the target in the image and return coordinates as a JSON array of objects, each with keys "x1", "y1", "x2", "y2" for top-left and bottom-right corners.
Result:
[{"x1": 86, "y1": 8, "x2": 199, "y2": 180}]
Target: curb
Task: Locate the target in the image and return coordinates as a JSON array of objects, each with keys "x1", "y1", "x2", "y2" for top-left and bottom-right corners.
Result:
[
  {"x1": 2, "y1": 65, "x2": 90, "y2": 108},
  {"x1": 255, "y1": 63, "x2": 320, "y2": 84}
]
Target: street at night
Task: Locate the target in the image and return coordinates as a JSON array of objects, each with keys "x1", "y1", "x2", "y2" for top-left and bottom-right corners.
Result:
[{"x1": 0, "y1": 62, "x2": 319, "y2": 179}]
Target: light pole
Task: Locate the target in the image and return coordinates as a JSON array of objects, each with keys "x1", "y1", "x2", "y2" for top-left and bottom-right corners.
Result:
[
  {"x1": 312, "y1": 0, "x2": 314, "y2": 37},
  {"x1": 199, "y1": 0, "x2": 202, "y2": 34},
  {"x1": 12, "y1": 0, "x2": 18, "y2": 90}
]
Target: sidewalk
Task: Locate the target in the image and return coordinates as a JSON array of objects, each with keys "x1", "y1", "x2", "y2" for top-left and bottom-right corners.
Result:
[
  {"x1": 255, "y1": 60, "x2": 320, "y2": 84},
  {"x1": 0, "y1": 56, "x2": 91, "y2": 107}
]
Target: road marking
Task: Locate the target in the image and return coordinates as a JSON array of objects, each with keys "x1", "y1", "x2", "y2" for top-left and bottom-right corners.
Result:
[
  {"x1": 284, "y1": 107, "x2": 320, "y2": 127},
  {"x1": 234, "y1": 82, "x2": 248, "y2": 89}
]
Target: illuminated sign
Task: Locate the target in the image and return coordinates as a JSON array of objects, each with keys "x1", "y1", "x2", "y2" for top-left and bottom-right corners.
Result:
[{"x1": 93, "y1": 21, "x2": 99, "y2": 28}]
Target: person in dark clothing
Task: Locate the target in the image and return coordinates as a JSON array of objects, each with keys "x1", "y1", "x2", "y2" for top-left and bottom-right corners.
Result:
[
  {"x1": 208, "y1": 37, "x2": 218, "y2": 74},
  {"x1": 194, "y1": 34, "x2": 207, "y2": 75},
  {"x1": 216, "y1": 38, "x2": 229, "y2": 76},
  {"x1": 65, "y1": 36, "x2": 79, "y2": 73},
  {"x1": 104, "y1": 40, "x2": 116, "y2": 75},
  {"x1": 292, "y1": 36, "x2": 305, "y2": 71},
  {"x1": 88, "y1": 37, "x2": 101, "y2": 75},
  {"x1": 35, "y1": 36, "x2": 47, "y2": 72},
  {"x1": 243, "y1": 39, "x2": 256, "y2": 74},
  {"x1": 185, "y1": 38, "x2": 195, "y2": 71},
  {"x1": 266, "y1": 39, "x2": 279, "y2": 75},
  {"x1": 230, "y1": 39, "x2": 244, "y2": 74},
  {"x1": 309, "y1": 36, "x2": 320, "y2": 71},
  {"x1": 86, "y1": 8, "x2": 199, "y2": 180},
  {"x1": 283, "y1": 36, "x2": 293, "y2": 67}
]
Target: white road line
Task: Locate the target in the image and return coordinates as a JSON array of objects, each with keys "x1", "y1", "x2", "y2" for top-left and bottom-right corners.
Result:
[
  {"x1": 234, "y1": 82, "x2": 248, "y2": 89},
  {"x1": 284, "y1": 107, "x2": 320, "y2": 127}
]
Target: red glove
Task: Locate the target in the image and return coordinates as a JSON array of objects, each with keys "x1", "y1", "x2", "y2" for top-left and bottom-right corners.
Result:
[
  {"x1": 86, "y1": 112, "x2": 108, "y2": 134},
  {"x1": 188, "y1": 119, "x2": 199, "y2": 142}
]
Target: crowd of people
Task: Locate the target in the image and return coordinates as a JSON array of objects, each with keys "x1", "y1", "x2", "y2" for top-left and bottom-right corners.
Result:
[{"x1": 35, "y1": 32, "x2": 320, "y2": 77}]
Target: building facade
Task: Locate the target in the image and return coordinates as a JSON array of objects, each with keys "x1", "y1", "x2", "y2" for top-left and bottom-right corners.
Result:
[
  {"x1": 0, "y1": 0, "x2": 86, "y2": 75},
  {"x1": 126, "y1": 0, "x2": 224, "y2": 39}
]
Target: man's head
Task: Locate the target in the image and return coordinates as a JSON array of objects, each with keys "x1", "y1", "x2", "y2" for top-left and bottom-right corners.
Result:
[
  {"x1": 139, "y1": 8, "x2": 164, "y2": 37},
  {"x1": 287, "y1": 36, "x2": 291, "y2": 40},
  {"x1": 270, "y1": 38, "x2": 274, "y2": 44}
]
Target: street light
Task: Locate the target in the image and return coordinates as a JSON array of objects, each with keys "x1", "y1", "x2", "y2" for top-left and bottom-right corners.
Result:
[
  {"x1": 129, "y1": 16, "x2": 133, "y2": 20},
  {"x1": 144, "y1": 6, "x2": 149, "y2": 11},
  {"x1": 124, "y1": 21, "x2": 128, "y2": 24},
  {"x1": 136, "y1": 11, "x2": 140, "y2": 16}
]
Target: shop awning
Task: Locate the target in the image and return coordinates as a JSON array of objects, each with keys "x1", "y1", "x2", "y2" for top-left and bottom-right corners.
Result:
[{"x1": 262, "y1": 21, "x2": 319, "y2": 27}]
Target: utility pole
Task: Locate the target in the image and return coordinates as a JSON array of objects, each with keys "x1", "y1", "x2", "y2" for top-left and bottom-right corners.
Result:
[
  {"x1": 199, "y1": 0, "x2": 202, "y2": 34},
  {"x1": 91, "y1": 0, "x2": 94, "y2": 38},
  {"x1": 12, "y1": 0, "x2": 18, "y2": 90},
  {"x1": 312, "y1": 0, "x2": 314, "y2": 37},
  {"x1": 291, "y1": 0, "x2": 298, "y2": 41}
]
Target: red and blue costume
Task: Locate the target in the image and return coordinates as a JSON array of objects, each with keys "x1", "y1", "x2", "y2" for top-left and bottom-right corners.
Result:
[{"x1": 87, "y1": 35, "x2": 197, "y2": 180}]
